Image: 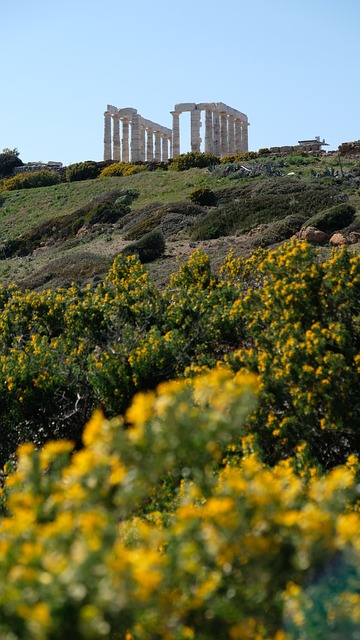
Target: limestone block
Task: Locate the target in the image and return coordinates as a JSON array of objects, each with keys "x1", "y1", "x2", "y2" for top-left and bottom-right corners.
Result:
[
  {"x1": 117, "y1": 107, "x2": 138, "y2": 117},
  {"x1": 349, "y1": 232, "x2": 360, "y2": 244},
  {"x1": 298, "y1": 226, "x2": 329, "y2": 245},
  {"x1": 338, "y1": 141, "x2": 360, "y2": 155},
  {"x1": 329, "y1": 233, "x2": 348, "y2": 246},
  {"x1": 174, "y1": 103, "x2": 197, "y2": 112}
]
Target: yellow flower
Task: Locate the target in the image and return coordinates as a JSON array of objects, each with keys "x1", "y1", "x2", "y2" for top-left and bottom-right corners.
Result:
[
  {"x1": 40, "y1": 440, "x2": 73, "y2": 470},
  {"x1": 336, "y1": 513, "x2": 360, "y2": 545},
  {"x1": 126, "y1": 391, "x2": 155, "y2": 430},
  {"x1": 82, "y1": 409, "x2": 105, "y2": 447},
  {"x1": 17, "y1": 602, "x2": 51, "y2": 628},
  {"x1": 108, "y1": 456, "x2": 126, "y2": 485}
]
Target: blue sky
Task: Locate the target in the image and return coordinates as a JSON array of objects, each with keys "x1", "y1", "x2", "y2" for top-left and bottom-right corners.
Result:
[{"x1": 1, "y1": 0, "x2": 359, "y2": 165}]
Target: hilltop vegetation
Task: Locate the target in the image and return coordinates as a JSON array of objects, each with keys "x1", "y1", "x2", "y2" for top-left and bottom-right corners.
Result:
[{"x1": 0, "y1": 150, "x2": 359, "y2": 289}]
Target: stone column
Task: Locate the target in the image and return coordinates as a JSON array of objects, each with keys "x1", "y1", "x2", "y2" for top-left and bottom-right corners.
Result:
[
  {"x1": 121, "y1": 118, "x2": 130, "y2": 162},
  {"x1": 204, "y1": 110, "x2": 213, "y2": 154},
  {"x1": 234, "y1": 119, "x2": 242, "y2": 154},
  {"x1": 154, "y1": 131, "x2": 162, "y2": 161},
  {"x1": 112, "y1": 116, "x2": 121, "y2": 161},
  {"x1": 131, "y1": 114, "x2": 141, "y2": 162},
  {"x1": 140, "y1": 124, "x2": 146, "y2": 162},
  {"x1": 146, "y1": 128, "x2": 154, "y2": 161},
  {"x1": 213, "y1": 111, "x2": 220, "y2": 156},
  {"x1": 171, "y1": 111, "x2": 180, "y2": 157},
  {"x1": 190, "y1": 108, "x2": 201, "y2": 152},
  {"x1": 220, "y1": 112, "x2": 228, "y2": 157},
  {"x1": 228, "y1": 116, "x2": 235, "y2": 155},
  {"x1": 103, "y1": 112, "x2": 112, "y2": 161},
  {"x1": 240, "y1": 122, "x2": 249, "y2": 152},
  {"x1": 161, "y1": 136, "x2": 169, "y2": 162}
]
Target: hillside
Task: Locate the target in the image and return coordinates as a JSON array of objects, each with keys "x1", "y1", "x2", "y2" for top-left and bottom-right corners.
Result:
[{"x1": 0, "y1": 151, "x2": 359, "y2": 290}]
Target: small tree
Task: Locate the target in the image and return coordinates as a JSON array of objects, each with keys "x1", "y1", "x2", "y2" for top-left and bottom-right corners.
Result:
[
  {"x1": 0, "y1": 148, "x2": 23, "y2": 178},
  {"x1": 189, "y1": 186, "x2": 217, "y2": 206},
  {"x1": 125, "y1": 229, "x2": 166, "y2": 263}
]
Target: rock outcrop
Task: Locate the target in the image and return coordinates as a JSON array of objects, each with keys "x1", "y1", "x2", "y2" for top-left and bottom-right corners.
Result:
[
  {"x1": 338, "y1": 140, "x2": 360, "y2": 155},
  {"x1": 297, "y1": 226, "x2": 329, "y2": 245},
  {"x1": 329, "y1": 233, "x2": 348, "y2": 247}
]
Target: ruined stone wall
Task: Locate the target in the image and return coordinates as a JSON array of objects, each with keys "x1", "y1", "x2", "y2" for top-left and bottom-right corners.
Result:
[
  {"x1": 13, "y1": 163, "x2": 66, "y2": 179},
  {"x1": 338, "y1": 140, "x2": 360, "y2": 155}
]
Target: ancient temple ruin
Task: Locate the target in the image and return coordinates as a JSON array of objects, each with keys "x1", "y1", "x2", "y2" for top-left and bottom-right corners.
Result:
[
  {"x1": 103, "y1": 106, "x2": 172, "y2": 163},
  {"x1": 103, "y1": 102, "x2": 249, "y2": 162},
  {"x1": 171, "y1": 102, "x2": 249, "y2": 157}
]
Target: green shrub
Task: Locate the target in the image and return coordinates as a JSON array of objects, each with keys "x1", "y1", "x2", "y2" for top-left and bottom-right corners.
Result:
[
  {"x1": 114, "y1": 188, "x2": 140, "y2": 205},
  {"x1": 189, "y1": 186, "x2": 217, "y2": 206},
  {"x1": 247, "y1": 213, "x2": 307, "y2": 248},
  {"x1": 342, "y1": 215, "x2": 360, "y2": 233},
  {"x1": 19, "y1": 254, "x2": 112, "y2": 290},
  {"x1": 144, "y1": 160, "x2": 168, "y2": 171},
  {"x1": 0, "y1": 238, "x2": 28, "y2": 259},
  {"x1": 125, "y1": 229, "x2": 166, "y2": 263},
  {"x1": 191, "y1": 210, "x2": 229, "y2": 240},
  {"x1": 65, "y1": 161, "x2": 101, "y2": 182},
  {"x1": 305, "y1": 203, "x2": 356, "y2": 233},
  {"x1": 0, "y1": 148, "x2": 23, "y2": 178},
  {"x1": 169, "y1": 151, "x2": 220, "y2": 171},
  {"x1": 123, "y1": 201, "x2": 204, "y2": 241},
  {"x1": 219, "y1": 154, "x2": 239, "y2": 164},
  {"x1": 86, "y1": 201, "x2": 130, "y2": 225},
  {"x1": 285, "y1": 153, "x2": 317, "y2": 166},
  {"x1": 0, "y1": 170, "x2": 60, "y2": 191},
  {"x1": 123, "y1": 209, "x2": 164, "y2": 240},
  {"x1": 99, "y1": 162, "x2": 146, "y2": 178}
]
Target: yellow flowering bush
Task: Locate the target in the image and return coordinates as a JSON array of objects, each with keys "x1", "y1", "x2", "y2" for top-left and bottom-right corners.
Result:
[
  {"x1": 223, "y1": 241, "x2": 360, "y2": 468},
  {"x1": 0, "y1": 241, "x2": 358, "y2": 472},
  {"x1": 99, "y1": 162, "x2": 146, "y2": 178},
  {"x1": 1, "y1": 370, "x2": 360, "y2": 639}
]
